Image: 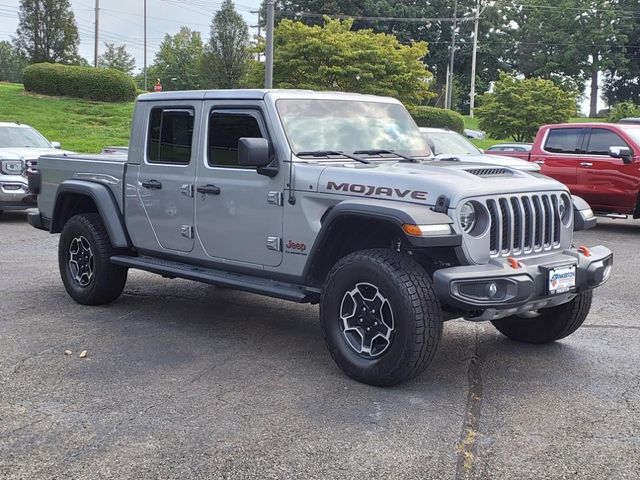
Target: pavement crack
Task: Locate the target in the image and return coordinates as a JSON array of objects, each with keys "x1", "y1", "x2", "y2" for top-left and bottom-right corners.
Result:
[
  {"x1": 455, "y1": 327, "x2": 484, "y2": 480},
  {"x1": 582, "y1": 324, "x2": 640, "y2": 330}
]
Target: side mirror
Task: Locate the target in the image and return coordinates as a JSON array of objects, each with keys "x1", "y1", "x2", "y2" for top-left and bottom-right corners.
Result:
[
  {"x1": 609, "y1": 146, "x2": 633, "y2": 164},
  {"x1": 572, "y1": 195, "x2": 597, "y2": 231},
  {"x1": 238, "y1": 137, "x2": 278, "y2": 177},
  {"x1": 51, "y1": 141, "x2": 61, "y2": 149}
]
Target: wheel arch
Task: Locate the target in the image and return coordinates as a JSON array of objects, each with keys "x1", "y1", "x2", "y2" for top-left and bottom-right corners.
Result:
[
  {"x1": 302, "y1": 199, "x2": 460, "y2": 288},
  {"x1": 51, "y1": 180, "x2": 131, "y2": 248}
]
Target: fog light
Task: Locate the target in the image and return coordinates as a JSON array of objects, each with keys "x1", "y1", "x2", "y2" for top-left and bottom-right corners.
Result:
[{"x1": 602, "y1": 262, "x2": 613, "y2": 283}]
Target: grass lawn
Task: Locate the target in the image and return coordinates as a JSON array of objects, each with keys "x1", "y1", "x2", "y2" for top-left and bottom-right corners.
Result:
[
  {"x1": 0, "y1": 82, "x2": 134, "y2": 153},
  {"x1": 464, "y1": 115, "x2": 604, "y2": 149}
]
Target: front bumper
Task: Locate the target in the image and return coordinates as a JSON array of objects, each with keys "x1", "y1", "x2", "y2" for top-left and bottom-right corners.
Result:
[
  {"x1": 0, "y1": 175, "x2": 36, "y2": 210},
  {"x1": 433, "y1": 245, "x2": 613, "y2": 321}
]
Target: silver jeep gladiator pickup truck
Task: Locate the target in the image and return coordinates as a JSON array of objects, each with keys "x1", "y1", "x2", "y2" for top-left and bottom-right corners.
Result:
[{"x1": 28, "y1": 90, "x2": 613, "y2": 386}]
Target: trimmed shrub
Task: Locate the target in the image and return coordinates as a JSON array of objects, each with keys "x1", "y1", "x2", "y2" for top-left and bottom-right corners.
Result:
[
  {"x1": 408, "y1": 106, "x2": 465, "y2": 133},
  {"x1": 23, "y1": 63, "x2": 137, "y2": 102}
]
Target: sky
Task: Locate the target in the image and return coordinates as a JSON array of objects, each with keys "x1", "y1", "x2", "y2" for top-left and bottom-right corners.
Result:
[{"x1": 0, "y1": 0, "x2": 262, "y2": 72}]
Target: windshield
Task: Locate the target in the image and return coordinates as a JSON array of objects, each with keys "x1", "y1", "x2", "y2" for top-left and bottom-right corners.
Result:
[
  {"x1": 276, "y1": 99, "x2": 429, "y2": 157},
  {"x1": 426, "y1": 131, "x2": 481, "y2": 155},
  {"x1": 0, "y1": 126, "x2": 51, "y2": 148}
]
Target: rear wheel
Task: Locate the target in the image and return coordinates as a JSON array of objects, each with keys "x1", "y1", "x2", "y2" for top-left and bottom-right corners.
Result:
[
  {"x1": 59, "y1": 213, "x2": 128, "y2": 305},
  {"x1": 320, "y1": 249, "x2": 442, "y2": 386},
  {"x1": 491, "y1": 291, "x2": 592, "y2": 344}
]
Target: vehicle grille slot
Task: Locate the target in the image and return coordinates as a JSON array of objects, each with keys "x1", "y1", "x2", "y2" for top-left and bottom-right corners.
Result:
[
  {"x1": 498, "y1": 198, "x2": 511, "y2": 253},
  {"x1": 532, "y1": 196, "x2": 543, "y2": 248},
  {"x1": 551, "y1": 195, "x2": 561, "y2": 244},
  {"x1": 511, "y1": 197, "x2": 522, "y2": 253},
  {"x1": 483, "y1": 192, "x2": 563, "y2": 259},
  {"x1": 487, "y1": 199, "x2": 499, "y2": 254}
]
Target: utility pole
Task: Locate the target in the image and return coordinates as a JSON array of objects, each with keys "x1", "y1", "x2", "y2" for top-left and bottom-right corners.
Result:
[
  {"x1": 251, "y1": 9, "x2": 262, "y2": 62},
  {"x1": 265, "y1": 0, "x2": 274, "y2": 88},
  {"x1": 445, "y1": 0, "x2": 458, "y2": 110},
  {"x1": 93, "y1": 0, "x2": 99, "y2": 67},
  {"x1": 143, "y1": 0, "x2": 148, "y2": 91},
  {"x1": 469, "y1": 0, "x2": 481, "y2": 118}
]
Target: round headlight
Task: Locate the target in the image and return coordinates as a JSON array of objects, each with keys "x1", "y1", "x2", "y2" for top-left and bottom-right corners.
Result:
[
  {"x1": 460, "y1": 202, "x2": 477, "y2": 233},
  {"x1": 559, "y1": 194, "x2": 572, "y2": 226}
]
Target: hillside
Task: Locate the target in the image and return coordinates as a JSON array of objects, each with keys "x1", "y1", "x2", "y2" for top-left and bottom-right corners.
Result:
[{"x1": 0, "y1": 83, "x2": 133, "y2": 153}]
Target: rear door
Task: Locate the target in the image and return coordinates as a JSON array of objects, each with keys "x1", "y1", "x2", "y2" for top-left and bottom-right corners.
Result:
[
  {"x1": 533, "y1": 127, "x2": 588, "y2": 191},
  {"x1": 577, "y1": 127, "x2": 638, "y2": 213},
  {"x1": 136, "y1": 103, "x2": 199, "y2": 252}
]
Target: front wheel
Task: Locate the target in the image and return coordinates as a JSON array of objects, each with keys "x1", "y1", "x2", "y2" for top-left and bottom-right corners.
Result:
[
  {"x1": 59, "y1": 213, "x2": 128, "y2": 305},
  {"x1": 491, "y1": 291, "x2": 593, "y2": 344},
  {"x1": 320, "y1": 249, "x2": 443, "y2": 386}
]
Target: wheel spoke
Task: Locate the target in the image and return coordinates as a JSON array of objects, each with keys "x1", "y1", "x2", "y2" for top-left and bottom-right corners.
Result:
[{"x1": 68, "y1": 235, "x2": 95, "y2": 287}]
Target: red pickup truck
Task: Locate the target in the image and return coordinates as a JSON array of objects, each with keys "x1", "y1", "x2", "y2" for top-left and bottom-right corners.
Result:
[{"x1": 493, "y1": 123, "x2": 640, "y2": 218}]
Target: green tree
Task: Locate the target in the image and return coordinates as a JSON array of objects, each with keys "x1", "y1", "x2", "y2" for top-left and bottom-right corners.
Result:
[
  {"x1": 202, "y1": 0, "x2": 251, "y2": 89},
  {"x1": 151, "y1": 27, "x2": 204, "y2": 91},
  {"x1": 499, "y1": 0, "x2": 631, "y2": 117},
  {"x1": 272, "y1": 18, "x2": 433, "y2": 105},
  {"x1": 98, "y1": 43, "x2": 135, "y2": 74},
  {"x1": 0, "y1": 41, "x2": 28, "y2": 82},
  {"x1": 607, "y1": 102, "x2": 640, "y2": 122},
  {"x1": 15, "y1": 0, "x2": 80, "y2": 64},
  {"x1": 476, "y1": 73, "x2": 577, "y2": 142},
  {"x1": 603, "y1": 0, "x2": 640, "y2": 105},
  {"x1": 263, "y1": 0, "x2": 509, "y2": 110}
]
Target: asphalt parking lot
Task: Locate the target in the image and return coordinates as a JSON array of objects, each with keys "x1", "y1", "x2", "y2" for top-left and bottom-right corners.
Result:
[{"x1": 1, "y1": 211, "x2": 639, "y2": 480}]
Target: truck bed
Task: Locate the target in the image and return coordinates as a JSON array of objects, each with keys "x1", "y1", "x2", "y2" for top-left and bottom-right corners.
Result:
[{"x1": 36, "y1": 153, "x2": 128, "y2": 219}]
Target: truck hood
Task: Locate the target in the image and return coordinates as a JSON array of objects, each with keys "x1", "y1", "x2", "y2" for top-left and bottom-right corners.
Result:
[
  {"x1": 434, "y1": 153, "x2": 538, "y2": 171},
  {"x1": 0, "y1": 147, "x2": 75, "y2": 160},
  {"x1": 315, "y1": 160, "x2": 565, "y2": 207}
]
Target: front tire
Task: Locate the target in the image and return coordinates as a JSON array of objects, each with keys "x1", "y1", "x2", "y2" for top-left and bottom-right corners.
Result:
[
  {"x1": 59, "y1": 213, "x2": 128, "y2": 305},
  {"x1": 320, "y1": 249, "x2": 443, "y2": 386},
  {"x1": 491, "y1": 291, "x2": 593, "y2": 344}
]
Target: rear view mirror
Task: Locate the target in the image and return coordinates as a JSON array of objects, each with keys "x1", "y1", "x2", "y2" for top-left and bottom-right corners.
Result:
[
  {"x1": 238, "y1": 137, "x2": 278, "y2": 177},
  {"x1": 609, "y1": 146, "x2": 632, "y2": 164}
]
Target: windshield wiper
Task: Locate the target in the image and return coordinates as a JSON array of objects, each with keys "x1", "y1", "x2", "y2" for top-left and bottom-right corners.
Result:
[
  {"x1": 353, "y1": 149, "x2": 419, "y2": 163},
  {"x1": 297, "y1": 150, "x2": 370, "y2": 164}
]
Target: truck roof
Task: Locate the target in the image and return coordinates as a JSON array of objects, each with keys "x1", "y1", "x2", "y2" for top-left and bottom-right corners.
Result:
[{"x1": 136, "y1": 89, "x2": 401, "y2": 104}]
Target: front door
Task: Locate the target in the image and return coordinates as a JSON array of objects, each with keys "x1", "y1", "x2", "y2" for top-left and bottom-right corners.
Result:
[
  {"x1": 576, "y1": 127, "x2": 638, "y2": 213},
  {"x1": 195, "y1": 106, "x2": 284, "y2": 267},
  {"x1": 137, "y1": 104, "x2": 199, "y2": 252}
]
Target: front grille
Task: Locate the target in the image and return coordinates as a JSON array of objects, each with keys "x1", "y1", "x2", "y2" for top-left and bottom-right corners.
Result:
[{"x1": 486, "y1": 193, "x2": 563, "y2": 257}]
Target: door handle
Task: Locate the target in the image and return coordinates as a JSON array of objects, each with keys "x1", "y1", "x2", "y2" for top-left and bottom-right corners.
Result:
[
  {"x1": 197, "y1": 184, "x2": 221, "y2": 195},
  {"x1": 141, "y1": 180, "x2": 162, "y2": 189},
  {"x1": 580, "y1": 162, "x2": 593, "y2": 168},
  {"x1": 534, "y1": 160, "x2": 545, "y2": 165}
]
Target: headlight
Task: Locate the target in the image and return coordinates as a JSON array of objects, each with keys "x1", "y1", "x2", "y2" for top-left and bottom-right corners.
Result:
[
  {"x1": 459, "y1": 202, "x2": 477, "y2": 233},
  {"x1": 558, "y1": 194, "x2": 572, "y2": 226},
  {"x1": 1, "y1": 159, "x2": 24, "y2": 175}
]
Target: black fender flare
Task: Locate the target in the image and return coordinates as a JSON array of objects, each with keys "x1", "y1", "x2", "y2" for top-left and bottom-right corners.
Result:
[
  {"x1": 51, "y1": 180, "x2": 131, "y2": 248},
  {"x1": 302, "y1": 198, "x2": 461, "y2": 284}
]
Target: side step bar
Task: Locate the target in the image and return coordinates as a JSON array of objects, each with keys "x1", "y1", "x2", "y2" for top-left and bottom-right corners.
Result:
[{"x1": 110, "y1": 255, "x2": 319, "y2": 303}]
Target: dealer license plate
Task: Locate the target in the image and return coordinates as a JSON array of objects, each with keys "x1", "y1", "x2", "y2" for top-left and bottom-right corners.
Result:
[{"x1": 548, "y1": 265, "x2": 576, "y2": 295}]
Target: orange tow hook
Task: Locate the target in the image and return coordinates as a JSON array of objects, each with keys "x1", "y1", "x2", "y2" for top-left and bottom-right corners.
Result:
[
  {"x1": 507, "y1": 256, "x2": 521, "y2": 269},
  {"x1": 578, "y1": 245, "x2": 592, "y2": 257}
]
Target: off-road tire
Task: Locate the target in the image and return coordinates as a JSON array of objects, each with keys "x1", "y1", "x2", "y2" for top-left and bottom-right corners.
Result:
[
  {"x1": 320, "y1": 249, "x2": 443, "y2": 386},
  {"x1": 491, "y1": 291, "x2": 593, "y2": 344},
  {"x1": 59, "y1": 213, "x2": 128, "y2": 305}
]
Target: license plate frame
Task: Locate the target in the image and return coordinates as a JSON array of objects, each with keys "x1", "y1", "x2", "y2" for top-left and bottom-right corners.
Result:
[{"x1": 547, "y1": 265, "x2": 577, "y2": 295}]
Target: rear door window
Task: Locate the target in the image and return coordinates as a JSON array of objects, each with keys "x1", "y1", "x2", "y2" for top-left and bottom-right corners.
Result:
[
  {"x1": 147, "y1": 108, "x2": 195, "y2": 165},
  {"x1": 585, "y1": 128, "x2": 630, "y2": 156},
  {"x1": 544, "y1": 128, "x2": 588, "y2": 154}
]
